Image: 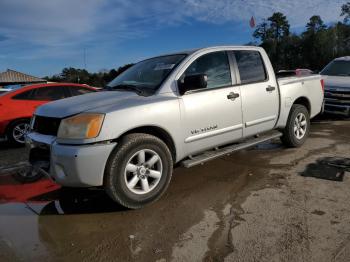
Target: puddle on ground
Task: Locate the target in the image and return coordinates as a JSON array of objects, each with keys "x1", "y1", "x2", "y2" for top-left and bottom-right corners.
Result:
[
  {"x1": 38, "y1": 188, "x2": 127, "y2": 215},
  {"x1": 0, "y1": 173, "x2": 125, "y2": 215},
  {"x1": 0, "y1": 158, "x2": 262, "y2": 261},
  {"x1": 254, "y1": 141, "x2": 283, "y2": 150},
  {"x1": 301, "y1": 157, "x2": 350, "y2": 182}
]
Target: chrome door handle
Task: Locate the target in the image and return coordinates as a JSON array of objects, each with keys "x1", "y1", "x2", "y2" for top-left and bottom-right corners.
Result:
[
  {"x1": 227, "y1": 92, "x2": 239, "y2": 100},
  {"x1": 266, "y1": 86, "x2": 276, "y2": 92}
]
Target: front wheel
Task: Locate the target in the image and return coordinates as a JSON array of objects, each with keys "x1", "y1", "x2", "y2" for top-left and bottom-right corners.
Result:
[
  {"x1": 281, "y1": 104, "x2": 310, "y2": 148},
  {"x1": 104, "y1": 133, "x2": 173, "y2": 209}
]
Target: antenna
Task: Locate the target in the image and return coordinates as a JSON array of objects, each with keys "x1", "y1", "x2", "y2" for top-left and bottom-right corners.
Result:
[{"x1": 83, "y1": 47, "x2": 87, "y2": 70}]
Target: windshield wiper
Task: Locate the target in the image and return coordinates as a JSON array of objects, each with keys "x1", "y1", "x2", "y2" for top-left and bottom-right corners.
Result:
[{"x1": 106, "y1": 84, "x2": 145, "y2": 95}]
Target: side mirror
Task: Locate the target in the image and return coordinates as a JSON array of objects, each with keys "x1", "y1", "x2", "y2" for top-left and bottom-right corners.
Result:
[{"x1": 178, "y1": 74, "x2": 208, "y2": 95}]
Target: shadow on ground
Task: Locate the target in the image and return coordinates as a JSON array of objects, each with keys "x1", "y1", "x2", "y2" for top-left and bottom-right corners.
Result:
[{"x1": 301, "y1": 157, "x2": 350, "y2": 182}]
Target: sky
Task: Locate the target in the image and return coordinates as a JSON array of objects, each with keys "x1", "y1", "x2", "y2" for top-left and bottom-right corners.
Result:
[{"x1": 0, "y1": 0, "x2": 346, "y2": 77}]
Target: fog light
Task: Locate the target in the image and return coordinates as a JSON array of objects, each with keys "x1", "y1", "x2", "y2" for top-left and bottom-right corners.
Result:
[{"x1": 54, "y1": 164, "x2": 67, "y2": 179}]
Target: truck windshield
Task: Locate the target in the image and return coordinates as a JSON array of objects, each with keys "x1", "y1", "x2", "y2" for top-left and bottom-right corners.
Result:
[
  {"x1": 321, "y1": 60, "x2": 350, "y2": 76},
  {"x1": 107, "y1": 54, "x2": 186, "y2": 94}
]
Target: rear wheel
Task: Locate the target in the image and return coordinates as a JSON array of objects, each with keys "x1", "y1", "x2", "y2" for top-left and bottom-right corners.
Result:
[
  {"x1": 7, "y1": 119, "x2": 31, "y2": 146},
  {"x1": 104, "y1": 133, "x2": 173, "y2": 209},
  {"x1": 281, "y1": 104, "x2": 310, "y2": 148}
]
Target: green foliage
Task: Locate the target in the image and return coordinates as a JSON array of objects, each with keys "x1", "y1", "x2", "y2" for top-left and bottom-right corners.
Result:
[
  {"x1": 341, "y1": 2, "x2": 350, "y2": 23},
  {"x1": 267, "y1": 12, "x2": 290, "y2": 40},
  {"x1": 253, "y1": 10, "x2": 350, "y2": 72},
  {"x1": 45, "y1": 64, "x2": 134, "y2": 87},
  {"x1": 254, "y1": 12, "x2": 291, "y2": 70}
]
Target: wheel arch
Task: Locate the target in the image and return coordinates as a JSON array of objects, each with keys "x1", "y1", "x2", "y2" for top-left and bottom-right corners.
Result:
[
  {"x1": 115, "y1": 125, "x2": 177, "y2": 162},
  {"x1": 6, "y1": 117, "x2": 32, "y2": 133},
  {"x1": 293, "y1": 96, "x2": 311, "y2": 114}
]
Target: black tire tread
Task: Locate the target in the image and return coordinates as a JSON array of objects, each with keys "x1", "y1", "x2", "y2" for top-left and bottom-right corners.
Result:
[
  {"x1": 281, "y1": 104, "x2": 310, "y2": 148},
  {"x1": 104, "y1": 133, "x2": 173, "y2": 209}
]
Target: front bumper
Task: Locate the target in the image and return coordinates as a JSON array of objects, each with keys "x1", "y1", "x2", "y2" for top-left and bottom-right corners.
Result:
[
  {"x1": 324, "y1": 103, "x2": 350, "y2": 117},
  {"x1": 26, "y1": 132, "x2": 117, "y2": 187}
]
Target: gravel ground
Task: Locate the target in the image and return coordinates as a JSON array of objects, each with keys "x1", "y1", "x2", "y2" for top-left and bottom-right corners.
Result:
[{"x1": 0, "y1": 117, "x2": 350, "y2": 262}]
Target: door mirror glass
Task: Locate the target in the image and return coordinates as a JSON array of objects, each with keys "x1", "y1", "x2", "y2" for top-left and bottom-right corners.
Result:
[{"x1": 178, "y1": 74, "x2": 208, "y2": 95}]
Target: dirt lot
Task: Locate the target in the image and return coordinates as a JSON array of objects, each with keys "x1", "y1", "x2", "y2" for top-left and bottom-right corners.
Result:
[{"x1": 0, "y1": 117, "x2": 350, "y2": 262}]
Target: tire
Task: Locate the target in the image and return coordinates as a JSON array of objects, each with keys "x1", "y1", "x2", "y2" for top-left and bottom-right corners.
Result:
[
  {"x1": 281, "y1": 104, "x2": 310, "y2": 148},
  {"x1": 7, "y1": 119, "x2": 31, "y2": 146},
  {"x1": 13, "y1": 166, "x2": 44, "y2": 183},
  {"x1": 104, "y1": 133, "x2": 173, "y2": 209}
]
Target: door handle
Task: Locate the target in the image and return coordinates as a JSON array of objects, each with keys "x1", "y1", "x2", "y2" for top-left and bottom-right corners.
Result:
[
  {"x1": 227, "y1": 92, "x2": 239, "y2": 100},
  {"x1": 266, "y1": 86, "x2": 276, "y2": 92}
]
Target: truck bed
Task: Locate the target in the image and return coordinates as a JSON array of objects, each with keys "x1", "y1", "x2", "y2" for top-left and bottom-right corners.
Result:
[
  {"x1": 277, "y1": 74, "x2": 321, "y2": 86},
  {"x1": 275, "y1": 74, "x2": 324, "y2": 129}
]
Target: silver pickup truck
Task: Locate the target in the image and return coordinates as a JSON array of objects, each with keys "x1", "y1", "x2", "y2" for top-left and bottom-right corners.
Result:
[{"x1": 26, "y1": 46, "x2": 324, "y2": 209}]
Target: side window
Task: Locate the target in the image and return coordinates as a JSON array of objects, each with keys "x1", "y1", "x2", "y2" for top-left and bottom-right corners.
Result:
[
  {"x1": 68, "y1": 86, "x2": 95, "y2": 97},
  {"x1": 183, "y1": 51, "x2": 231, "y2": 89},
  {"x1": 32, "y1": 86, "x2": 66, "y2": 101},
  {"x1": 12, "y1": 90, "x2": 33, "y2": 100},
  {"x1": 234, "y1": 51, "x2": 267, "y2": 84}
]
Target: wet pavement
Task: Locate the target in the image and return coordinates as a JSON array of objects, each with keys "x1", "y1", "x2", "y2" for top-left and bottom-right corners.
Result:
[{"x1": 1, "y1": 117, "x2": 350, "y2": 262}]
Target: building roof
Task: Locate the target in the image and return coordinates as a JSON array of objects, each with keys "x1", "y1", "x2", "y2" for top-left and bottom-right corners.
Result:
[{"x1": 0, "y1": 69, "x2": 46, "y2": 84}]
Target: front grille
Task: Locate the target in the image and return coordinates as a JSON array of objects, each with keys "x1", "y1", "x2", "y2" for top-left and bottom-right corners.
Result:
[
  {"x1": 32, "y1": 116, "x2": 61, "y2": 136},
  {"x1": 324, "y1": 87, "x2": 350, "y2": 107}
]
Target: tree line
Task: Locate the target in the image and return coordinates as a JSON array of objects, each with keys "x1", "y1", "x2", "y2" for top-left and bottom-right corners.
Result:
[
  {"x1": 253, "y1": 2, "x2": 350, "y2": 72},
  {"x1": 46, "y1": 2, "x2": 350, "y2": 87},
  {"x1": 44, "y1": 64, "x2": 134, "y2": 87}
]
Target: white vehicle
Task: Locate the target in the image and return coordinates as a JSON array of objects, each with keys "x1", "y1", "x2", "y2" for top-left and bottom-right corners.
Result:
[
  {"x1": 26, "y1": 46, "x2": 324, "y2": 209},
  {"x1": 321, "y1": 57, "x2": 350, "y2": 116},
  {"x1": 0, "y1": 88, "x2": 11, "y2": 94}
]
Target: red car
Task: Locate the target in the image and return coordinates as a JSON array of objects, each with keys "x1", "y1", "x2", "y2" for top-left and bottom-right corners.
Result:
[{"x1": 0, "y1": 83, "x2": 97, "y2": 145}]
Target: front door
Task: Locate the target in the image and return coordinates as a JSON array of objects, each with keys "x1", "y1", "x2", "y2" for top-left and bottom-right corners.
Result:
[{"x1": 179, "y1": 51, "x2": 243, "y2": 155}]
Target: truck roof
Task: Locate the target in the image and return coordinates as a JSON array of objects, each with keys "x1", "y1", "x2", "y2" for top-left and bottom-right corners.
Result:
[
  {"x1": 334, "y1": 56, "x2": 350, "y2": 61},
  {"x1": 159, "y1": 45, "x2": 263, "y2": 56}
]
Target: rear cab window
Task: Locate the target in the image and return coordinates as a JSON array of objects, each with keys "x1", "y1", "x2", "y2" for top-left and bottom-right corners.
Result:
[{"x1": 234, "y1": 50, "x2": 267, "y2": 84}]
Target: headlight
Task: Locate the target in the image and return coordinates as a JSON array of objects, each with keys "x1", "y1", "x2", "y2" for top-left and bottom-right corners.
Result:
[{"x1": 57, "y1": 113, "x2": 105, "y2": 139}]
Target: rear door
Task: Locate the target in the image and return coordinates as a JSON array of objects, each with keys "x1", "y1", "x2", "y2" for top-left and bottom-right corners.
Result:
[
  {"x1": 10, "y1": 89, "x2": 38, "y2": 118},
  {"x1": 232, "y1": 50, "x2": 279, "y2": 137},
  {"x1": 7, "y1": 86, "x2": 67, "y2": 122},
  {"x1": 178, "y1": 51, "x2": 243, "y2": 155},
  {"x1": 30, "y1": 86, "x2": 67, "y2": 110}
]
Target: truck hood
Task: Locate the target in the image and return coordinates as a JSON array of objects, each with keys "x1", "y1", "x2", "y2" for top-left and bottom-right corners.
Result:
[
  {"x1": 35, "y1": 91, "x2": 144, "y2": 118},
  {"x1": 322, "y1": 75, "x2": 350, "y2": 91}
]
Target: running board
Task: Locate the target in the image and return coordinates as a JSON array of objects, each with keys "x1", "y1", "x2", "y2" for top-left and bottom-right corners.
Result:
[{"x1": 181, "y1": 131, "x2": 283, "y2": 168}]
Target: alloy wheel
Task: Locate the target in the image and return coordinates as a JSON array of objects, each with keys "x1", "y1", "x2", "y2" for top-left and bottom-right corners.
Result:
[
  {"x1": 124, "y1": 149, "x2": 163, "y2": 195},
  {"x1": 12, "y1": 122, "x2": 30, "y2": 144},
  {"x1": 294, "y1": 113, "x2": 307, "y2": 140}
]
